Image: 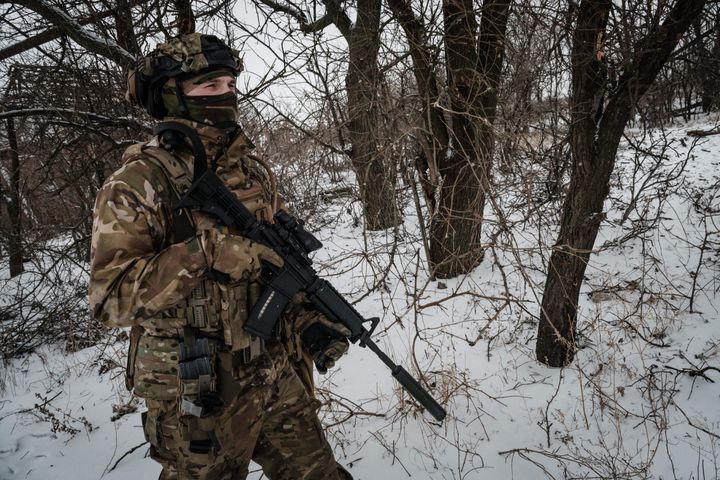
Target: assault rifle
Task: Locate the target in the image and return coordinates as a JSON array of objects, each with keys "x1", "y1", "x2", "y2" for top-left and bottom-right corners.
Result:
[{"x1": 175, "y1": 153, "x2": 447, "y2": 423}]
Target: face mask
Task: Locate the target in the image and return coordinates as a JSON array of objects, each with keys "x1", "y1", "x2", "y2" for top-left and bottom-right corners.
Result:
[
  {"x1": 161, "y1": 74, "x2": 239, "y2": 127},
  {"x1": 182, "y1": 92, "x2": 239, "y2": 128}
]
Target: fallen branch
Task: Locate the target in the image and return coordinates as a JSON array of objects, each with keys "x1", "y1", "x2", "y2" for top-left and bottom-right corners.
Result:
[
  {"x1": 107, "y1": 441, "x2": 148, "y2": 472},
  {"x1": 370, "y1": 431, "x2": 411, "y2": 477},
  {"x1": 419, "y1": 291, "x2": 527, "y2": 310},
  {"x1": 672, "y1": 400, "x2": 720, "y2": 439},
  {"x1": 665, "y1": 364, "x2": 720, "y2": 383},
  {"x1": 315, "y1": 387, "x2": 385, "y2": 429},
  {"x1": 687, "y1": 128, "x2": 720, "y2": 137}
]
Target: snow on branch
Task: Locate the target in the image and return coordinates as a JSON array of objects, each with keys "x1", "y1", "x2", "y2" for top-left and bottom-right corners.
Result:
[
  {"x1": 11, "y1": 0, "x2": 134, "y2": 66},
  {"x1": 0, "y1": 107, "x2": 149, "y2": 131}
]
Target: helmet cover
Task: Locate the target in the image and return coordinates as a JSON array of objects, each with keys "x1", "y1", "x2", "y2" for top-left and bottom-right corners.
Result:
[{"x1": 126, "y1": 33, "x2": 243, "y2": 119}]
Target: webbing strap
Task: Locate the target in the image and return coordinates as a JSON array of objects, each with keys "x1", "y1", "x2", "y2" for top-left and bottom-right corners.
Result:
[
  {"x1": 124, "y1": 325, "x2": 143, "y2": 391},
  {"x1": 137, "y1": 144, "x2": 196, "y2": 243},
  {"x1": 154, "y1": 121, "x2": 208, "y2": 179},
  {"x1": 187, "y1": 282, "x2": 210, "y2": 328}
]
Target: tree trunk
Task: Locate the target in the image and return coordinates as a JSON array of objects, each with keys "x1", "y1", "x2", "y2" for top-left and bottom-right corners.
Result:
[
  {"x1": 536, "y1": 0, "x2": 708, "y2": 367},
  {"x1": 387, "y1": 0, "x2": 449, "y2": 216},
  {"x1": 173, "y1": 0, "x2": 196, "y2": 35},
  {"x1": 429, "y1": 0, "x2": 510, "y2": 278},
  {"x1": 345, "y1": 0, "x2": 398, "y2": 230},
  {"x1": 5, "y1": 118, "x2": 23, "y2": 278},
  {"x1": 114, "y1": 0, "x2": 141, "y2": 56},
  {"x1": 428, "y1": 0, "x2": 481, "y2": 277},
  {"x1": 265, "y1": 0, "x2": 398, "y2": 231},
  {"x1": 701, "y1": 7, "x2": 720, "y2": 112}
]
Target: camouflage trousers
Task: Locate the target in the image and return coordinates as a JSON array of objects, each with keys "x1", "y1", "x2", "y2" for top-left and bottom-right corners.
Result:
[{"x1": 142, "y1": 343, "x2": 346, "y2": 480}]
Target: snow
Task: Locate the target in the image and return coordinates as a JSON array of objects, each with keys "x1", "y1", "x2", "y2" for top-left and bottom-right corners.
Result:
[{"x1": 1, "y1": 118, "x2": 719, "y2": 479}]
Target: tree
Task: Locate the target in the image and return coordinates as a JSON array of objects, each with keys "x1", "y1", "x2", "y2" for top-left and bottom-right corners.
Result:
[
  {"x1": 3, "y1": 117, "x2": 23, "y2": 278},
  {"x1": 0, "y1": 0, "x2": 238, "y2": 354},
  {"x1": 344, "y1": 0, "x2": 398, "y2": 230},
  {"x1": 389, "y1": 0, "x2": 511, "y2": 278},
  {"x1": 696, "y1": 4, "x2": 720, "y2": 113},
  {"x1": 536, "y1": 0, "x2": 708, "y2": 367},
  {"x1": 253, "y1": 0, "x2": 398, "y2": 231}
]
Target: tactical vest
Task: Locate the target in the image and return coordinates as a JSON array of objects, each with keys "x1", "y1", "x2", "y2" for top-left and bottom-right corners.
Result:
[{"x1": 124, "y1": 138, "x2": 279, "y2": 401}]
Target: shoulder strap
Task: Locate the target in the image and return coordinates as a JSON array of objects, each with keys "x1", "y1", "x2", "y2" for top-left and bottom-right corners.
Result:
[
  {"x1": 138, "y1": 144, "x2": 196, "y2": 243},
  {"x1": 154, "y1": 121, "x2": 209, "y2": 180}
]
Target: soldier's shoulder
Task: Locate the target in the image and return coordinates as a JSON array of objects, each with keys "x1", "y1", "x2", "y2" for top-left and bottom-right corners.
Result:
[
  {"x1": 118, "y1": 141, "x2": 172, "y2": 180},
  {"x1": 101, "y1": 141, "x2": 176, "y2": 205}
]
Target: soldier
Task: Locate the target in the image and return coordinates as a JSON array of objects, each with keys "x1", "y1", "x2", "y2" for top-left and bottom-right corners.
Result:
[{"x1": 89, "y1": 33, "x2": 353, "y2": 479}]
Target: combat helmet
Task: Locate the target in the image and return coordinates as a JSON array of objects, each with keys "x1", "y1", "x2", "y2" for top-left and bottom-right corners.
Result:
[{"x1": 126, "y1": 33, "x2": 243, "y2": 119}]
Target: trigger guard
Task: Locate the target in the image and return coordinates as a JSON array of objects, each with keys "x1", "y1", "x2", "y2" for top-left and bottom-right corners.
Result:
[{"x1": 259, "y1": 261, "x2": 280, "y2": 282}]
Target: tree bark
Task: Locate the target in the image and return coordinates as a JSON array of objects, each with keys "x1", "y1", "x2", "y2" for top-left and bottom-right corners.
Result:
[
  {"x1": 345, "y1": 0, "x2": 398, "y2": 230},
  {"x1": 428, "y1": 0, "x2": 510, "y2": 278},
  {"x1": 5, "y1": 118, "x2": 23, "y2": 278},
  {"x1": 114, "y1": 0, "x2": 141, "y2": 56},
  {"x1": 536, "y1": 0, "x2": 708, "y2": 367},
  {"x1": 173, "y1": 0, "x2": 196, "y2": 35},
  {"x1": 387, "y1": 0, "x2": 449, "y2": 215},
  {"x1": 700, "y1": 7, "x2": 720, "y2": 112}
]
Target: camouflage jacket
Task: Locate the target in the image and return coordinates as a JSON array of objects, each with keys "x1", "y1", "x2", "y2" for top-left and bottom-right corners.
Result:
[{"x1": 89, "y1": 119, "x2": 279, "y2": 350}]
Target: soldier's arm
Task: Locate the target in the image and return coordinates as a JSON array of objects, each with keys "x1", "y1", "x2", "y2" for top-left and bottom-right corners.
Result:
[{"x1": 89, "y1": 172, "x2": 207, "y2": 328}]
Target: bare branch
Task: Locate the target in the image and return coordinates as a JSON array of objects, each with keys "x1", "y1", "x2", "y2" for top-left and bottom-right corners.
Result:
[
  {"x1": 256, "y1": 0, "x2": 308, "y2": 25},
  {"x1": 0, "y1": 107, "x2": 149, "y2": 131},
  {"x1": 320, "y1": 0, "x2": 353, "y2": 38},
  {"x1": 10, "y1": 0, "x2": 134, "y2": 66}
]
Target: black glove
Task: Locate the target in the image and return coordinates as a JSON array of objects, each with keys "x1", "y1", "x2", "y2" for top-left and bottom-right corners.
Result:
[{"x1": 295, "y1": 310, "x2": 351, "y2": 373}]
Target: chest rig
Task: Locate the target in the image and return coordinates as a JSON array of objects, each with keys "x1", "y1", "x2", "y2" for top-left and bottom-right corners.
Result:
[
  {"x1": 146, "y1": 122, "x2": 277, "y2": 343},
  {"x1": 130, "y1": 121, "x2": 279, "y2": 414}
]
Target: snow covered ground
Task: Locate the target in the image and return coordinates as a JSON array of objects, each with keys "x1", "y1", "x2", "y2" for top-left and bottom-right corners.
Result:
[{"x1": 1, "y1": 118, "x2": 719, "y2": 479}]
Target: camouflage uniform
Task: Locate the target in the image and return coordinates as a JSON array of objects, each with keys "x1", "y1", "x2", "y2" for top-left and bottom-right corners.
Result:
[{"x1": 89, "y1": 118, "x2": 347, "y2": 479}]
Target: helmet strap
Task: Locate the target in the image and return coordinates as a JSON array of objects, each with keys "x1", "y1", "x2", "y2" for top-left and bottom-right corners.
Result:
[{"x1": 174, "y1": 82, "x2": 191, "y2": 119}]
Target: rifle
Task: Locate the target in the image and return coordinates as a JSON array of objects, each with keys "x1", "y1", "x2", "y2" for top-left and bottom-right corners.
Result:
[{"x1": 175, "y1": 155, "x2": 447, "y2": 423}]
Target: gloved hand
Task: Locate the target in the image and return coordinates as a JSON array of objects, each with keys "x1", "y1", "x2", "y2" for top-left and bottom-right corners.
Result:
[
  {"x1": 198, "y1": 229, "x2": 284, "y2": 283},
  {"x1": 295, "y1": 310, "x2": 351, "y2": 373}
]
